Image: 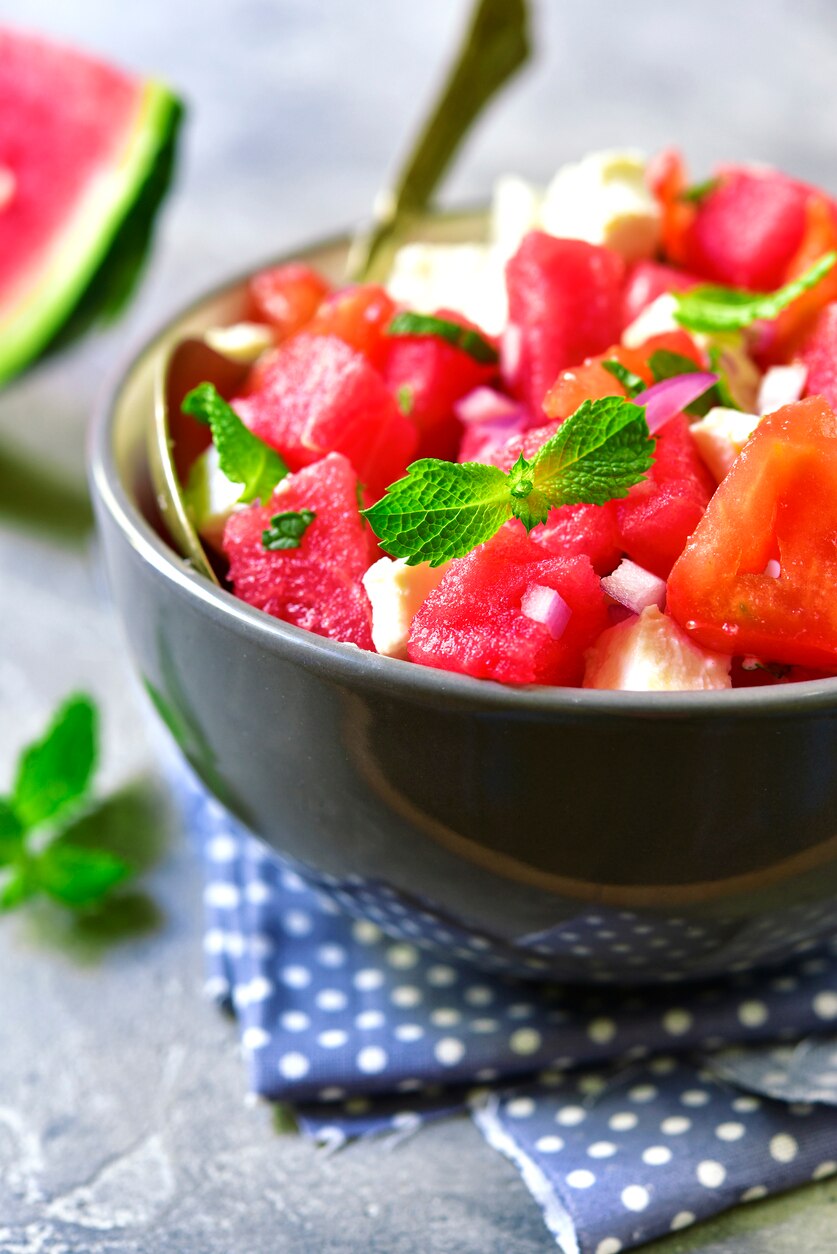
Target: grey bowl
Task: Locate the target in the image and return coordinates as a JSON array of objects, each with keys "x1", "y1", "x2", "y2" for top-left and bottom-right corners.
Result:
[{"x1": 89, "y1": 224, "x2": 837, "y2": 985}]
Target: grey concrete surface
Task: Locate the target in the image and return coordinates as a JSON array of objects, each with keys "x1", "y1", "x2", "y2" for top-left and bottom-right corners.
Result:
[{"x1": 2, "y1": 2, "x2": 837, "y2": 1249}]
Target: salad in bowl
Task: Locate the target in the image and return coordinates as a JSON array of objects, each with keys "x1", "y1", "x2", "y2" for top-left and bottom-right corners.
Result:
[{"x1": 178, "y1": 148, "x2": 837, "y2": 693}]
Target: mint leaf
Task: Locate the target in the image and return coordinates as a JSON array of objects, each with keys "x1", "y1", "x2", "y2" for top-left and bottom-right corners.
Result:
[
  {"x1": 362, "y1": 460, "x2": 513, "y2": 566},
  {"x1": 674, "y1": 252, "x2": 837, "y2": 332},
  {"x1": 679, "y1": 176, "x2": 720, "y2": 205},
  {"x1": 387, "y1": 311, "x2": 499, "y2": 365},
  {"x1": 0, "y1": 864, "x2": 35, "y2": 911},
  {"x1": 0, "y1": 800, "x2": 23, "y2": 866},
  {"x1": 362, "y1": 396, "x2": 654, "y2": 565},
  {"x1": 262, "y1": 509, "x2": 316, "y2": 551},
  {"x1": 182, "y1": 383, "x2": 288, "y2": 505},
  {"x1": 13, "y1": 695, "x2": 97, "y2": 832},
  {"x1": 525, "y1": 397, "x2": 654, "y2": 509},
  {"x1": 601, "y1": 359, "x2": 645, "y2": 398},
  {"x1": 648, "y1": 349, "x2": 719, "y2": 417},
  {"x1": 706, "y1": 346, "x2": 742, "y2": 411},
  {"x1": 397, "y1": 385, "x2": 415, "y2": 415},
  {"x1": 35, "y1": 843, "x2": 131, "y2": 909}
]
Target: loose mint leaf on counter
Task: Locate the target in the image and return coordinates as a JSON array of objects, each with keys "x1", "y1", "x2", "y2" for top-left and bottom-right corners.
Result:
[
  {"x1": 386, "y1": 311, "x2": 499, "y2": 365},
  {"x1": 1, "y1": 694, "x2": 133, "y2": 915},
  {"x1": 362, "y1": 396, "x2": 653, "y2": 565},
  {"x1": 182, "y1": 382, "x2": 288, "y2": 505},
  {"x1": 674, "y1": 252, "x2": 837, "y2": 332},
  {"x1": 363, "y1": 460, "x2": 513, "y2": 566},
  {"x1": 602, "y1": 359, "x2": 645, "y2": 398},
  {"x1": 13, "y1": 695, "x2": 97, "y2": 831},
  {"x1": 262, "y1": 509, "x2": 316, "y2": 551}
]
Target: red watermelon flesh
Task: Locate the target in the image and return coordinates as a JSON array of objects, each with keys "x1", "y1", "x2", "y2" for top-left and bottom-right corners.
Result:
[
  {"x1": 408, "y1": 527, "x2": 609, "y2": 686},
  {"x1": 796, "y1": 302, "x2": 837, "y2": 409},
  {"x1": 223, "y1": 453, "x2": 376, "y2": 650},
  {"x1": 615, "y1": 414, "x2": 714, "y2": 578},
  {"x1": 504, "y1": 232, "x2": 625, "y2": 416},
  {"x1": 621, "y1": 261, "x2": 699, "y2": 327},
  {"x1": 233, "y1": 334, "x2": 417, "y2": 501},
  {"x1": 683, "y1": 169, "x2": 812, "y2": 291},
  {"x1": 383, "y1": 308, "x2": 499, "y2": 460},
  {"x1": 0, "y1": 28, "x2": 181, "y2": 385},
  {"x1": 529, "y1": 502, "x2": 622, "y2": 576}
]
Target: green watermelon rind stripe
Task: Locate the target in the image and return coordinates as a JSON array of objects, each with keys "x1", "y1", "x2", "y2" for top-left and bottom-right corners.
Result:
[{"x1": 0, "y1": 80, "x2": 183, "y2": 387}]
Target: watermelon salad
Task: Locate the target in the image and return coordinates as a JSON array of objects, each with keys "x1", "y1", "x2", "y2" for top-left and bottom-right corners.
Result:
[{"x1": 180, "y1": 148, "x2": 837, "y2": 692}]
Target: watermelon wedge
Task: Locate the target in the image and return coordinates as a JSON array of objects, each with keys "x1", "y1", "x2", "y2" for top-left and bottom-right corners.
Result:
[{"x1": 0, "y1": 28, "x2": 183, "y2": 386}]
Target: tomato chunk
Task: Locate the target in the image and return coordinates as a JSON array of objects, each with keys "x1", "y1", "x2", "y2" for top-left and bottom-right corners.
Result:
[
  {"x1": 248, "y1": 263, "x2": 331, "y2": 339},
  {"x1": 667, "y1": 397, "x2": 837, "y2": 668}
]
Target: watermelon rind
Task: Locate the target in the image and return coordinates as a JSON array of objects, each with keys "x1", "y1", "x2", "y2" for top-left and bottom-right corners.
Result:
[{"x1": 0, "y1": 79, "x2": 183, "y2": 387}]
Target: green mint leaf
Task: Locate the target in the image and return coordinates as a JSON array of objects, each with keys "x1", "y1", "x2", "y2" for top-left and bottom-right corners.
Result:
[
  {"x1": 396, "y1": 385, "x2": 415, "y2": 415},
  {"x1": 182, "y1": 383, "x2": 288, "y2": 505},
  {"x1": 706, "y1": 346, "x2": 742, "y2": 411},
  {"x1": 601, "y1": 359, "x2": 646, "y2": 399},
  {"x1": 13, "y1": 695, "x2": 97, "y2": 832},
  {"x1": 0, "y1": 864, "x2": 35, "y2": 911},
  {"x1": 0, "y1": 800, "x2": 23, "y2": 866},
  {"x1": 674, "y1": 252, "x2": 837, "y2": 332},
  {"x1": 648, "y1": 349, "x2": 718, "y2": 417},
  {"x1": 362, "y1": 459, "x2": 513, "y2": 566},
  {"x1": 526, "y1": 397, "x2": 655, "y2": 509},
  {"x1": 679, "y1": 176, "x2": 720, "y2": 205},
  {"x1": 262, "y1": 509, "x2": 316, "y2": 551},
  {"x1": 34, "y1": 843, "x2": 131, "y2": 909},
  {"x1": 386, "y1": 311, "x2": 499, "y2": 365}
]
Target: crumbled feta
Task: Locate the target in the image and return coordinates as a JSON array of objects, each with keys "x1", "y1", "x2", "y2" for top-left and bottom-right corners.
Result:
[
  {"x1": 490, "y1": 174, "x2": 543, "y2": 262},
  {"x1": 583, "y1": 606, "x2": 732, "y2": 691},
  {"x1": 204, "y1": 321, "x2": 275, "y2": 364},
  {"x1": 385, "y1": 242, "x2": 507, "y2": 336},
  {"x1": 541, "y1": 149, "x2": 660, "y2": 263},
  {"x1": 183, "y1": 444, "x2": 243, "y2": 548},
  {"x1": 757, "y1": 363, "x2": 808, "y2": 415},
  {"x1": 690, "y1": 406, "x2": 761, "y2": 482},
  {"x1": 621, "y1": 293, "x2": 680, "y2": 348},
  {"x1": 362, "y1": 557, "x2": 449, "y2": 659}
]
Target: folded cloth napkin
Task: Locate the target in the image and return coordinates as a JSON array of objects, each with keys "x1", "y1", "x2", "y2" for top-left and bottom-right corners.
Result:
[{"x1": 178, "y1": 763, "x2": 837, "y2": 1254}]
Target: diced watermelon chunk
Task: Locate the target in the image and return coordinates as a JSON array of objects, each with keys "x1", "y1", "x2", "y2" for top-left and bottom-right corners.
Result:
[
  {"x1": 615, "y1": 414, "x2": 714, "y2": 578},
  {"x1": 682, "y1": 168, "x2": 812, "y2": 291},
  {"x1": 530, "y1": 502, "x2": 622, "y2": 576},
  {"x1": 621, "y1": 261, "x2": 698, "y2": 327},
  {"x1": 504, "y1": 232, "x2": 625, "y2": 416},
  {"x1": 248, "y1": 263, "x2": 331, "y2": 339},
  {"x1": 408, "y1": 526, "x2": 609, "y2": 686},
  {"x1": 305, "y1": 284, "x2": 397, "y2": 369},
  {"x1": 384, "y1": 308, "x2": 499, "y2": 460},
  {"x1": 223, "y1": 453, "x2": 376, "y2": 650},
  {"x1": 233, "y1": 334, "x2": 417, "y2": 501},
  {"x1": 796, "y1": 302, "x2": 837, "y2": 409}
]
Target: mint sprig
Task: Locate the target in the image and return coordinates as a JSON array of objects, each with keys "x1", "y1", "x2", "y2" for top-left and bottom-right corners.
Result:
[
  {"x1": 182, "y1": 382, "x2": 288, "y2": 505},
  {"x1": 0, "y1": 696, "x2": 131, "y2": 912},
  {"x1": 386, "y1": 311, "x2": 499, "y2": 365},
  {"x1": 674, "y1": 252, "x2": 837, "y2": 332},
  {"x1": 601, "y1": 359, "x2": 645, "y2": 398},
  {"x1": 362, "y1": 396, "x2": 653, "y2": 565},
  {"x1": 678, "y1": 176, "x2": 720, "y2": 205}
]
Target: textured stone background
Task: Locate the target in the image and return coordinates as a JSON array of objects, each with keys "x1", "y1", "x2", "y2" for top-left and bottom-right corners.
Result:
[{"x1": 1, "y1": 2, "x2": 837, "y2": 1249}]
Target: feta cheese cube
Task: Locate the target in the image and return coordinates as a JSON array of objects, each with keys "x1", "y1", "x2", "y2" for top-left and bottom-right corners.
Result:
[
  {"x1": 204, "y1": 321, "x2": 275, "y2": 363},
  {"x1": 584, "y1": 606, "x2": 732, "y2": 691},
  {"x1": 386, "y1": 242, "x2": 507, "y2": 336},
  {"x1": 541, "y1": 149, "x2": 661, "y2": 263},
  {"x1": 621, "y1": 293, "x2": 680, "y2": 348},
  {"x1": 690, "y1": 406, "x2": 761, "y2": 482},
  {"x1": 490, "y1": 174, "x2": 543, "y2": 262},
  {"x1": 183, "y1": 444, "x2": 243, "y2": 548},
  {"x1": 362, "y1": 557, "x2": 449, "y2": 659}
]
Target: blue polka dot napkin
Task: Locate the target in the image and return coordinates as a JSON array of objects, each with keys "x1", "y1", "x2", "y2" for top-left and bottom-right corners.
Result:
[{"x1": 178, "y1": 763, "x2": 837, "y2": 1254}]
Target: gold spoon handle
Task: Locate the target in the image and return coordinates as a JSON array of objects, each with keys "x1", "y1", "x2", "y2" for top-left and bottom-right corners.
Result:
[{"x1": 348, "y1": 0, "x2": 531, "y2": 282}]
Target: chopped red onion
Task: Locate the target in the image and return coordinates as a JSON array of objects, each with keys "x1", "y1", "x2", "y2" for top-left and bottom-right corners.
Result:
[
  {"x1": 757, "y1": 364, "x2": 807, "y2": 416},
  {"x1": 455, "y1": 387, "x2": 521, "y2": 425},
  {"x1": 601, "y1": 558, "x2": 667, "y2": 614},
  {"x1": 639, "y1": 372, "x2": 718, "y2": 434},
  {"x1": 764, "y1": 558, "x2": 781, "y2": 579},
  {"x1": 521, "y1": 584, "x2": 572, "y2": 639}
]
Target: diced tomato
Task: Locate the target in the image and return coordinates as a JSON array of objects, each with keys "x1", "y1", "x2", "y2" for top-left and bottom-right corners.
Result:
[
  {"x1": 504, "y1": 232, "x2": 625, "y2": 416},
  {"x1": 383, "y1": 308, "x2": 499, "y2": 460},
  {"x1": 233, "y1": 334, "x2": 417, "y2": 501},
  {"x1": 756, "y1": 196, "x2": 837, "y2": 363},
  {"x1": 667, "y1": 397, "x2": 837, "y2": 669},
  {"x1": 248, "y1": 263, "x2": 331, "y2": 339},
  {"x1": 646, "y1": 148, "x2": 696, "y2": 268},
  {"x1": 615, "y1": 414, "x2": 714, "y2": 579},
  {"x1": 305, "y1": 284, "x2": 397, "y2": 369}
]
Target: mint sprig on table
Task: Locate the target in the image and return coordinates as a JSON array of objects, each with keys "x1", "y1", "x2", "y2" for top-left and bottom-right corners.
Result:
[
  {"x1": 673, "y1": 252, "x2": 837, "y2": 332},
  {"x1": 1, "y1": 696, "x2": 130, "y2": 911},
  {"x1": 362, "y1": 396, "x2": 653, "y2": 566},
  {"x1": 182, "y1": 383, "x2": 288, "y2": 504}
]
